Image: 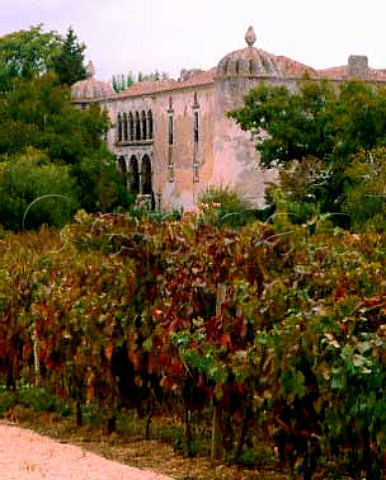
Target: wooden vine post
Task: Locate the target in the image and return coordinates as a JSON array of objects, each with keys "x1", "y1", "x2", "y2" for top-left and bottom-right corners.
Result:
[
  {"x1": 211, "y1": 282, "x2": 227, "y2": 465},
  {"x1": 32, "y1": 319, "x2": 41, "y2": 387}
]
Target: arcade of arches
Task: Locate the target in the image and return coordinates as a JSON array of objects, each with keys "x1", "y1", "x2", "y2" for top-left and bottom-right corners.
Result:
[
  {"x1": 118, "y1": 153, "x2": 153, "y2": 207},
  {"x1": 116, "y1": 110, "x2": 154, "y2": 209},
  {"x1": 117, "y1": 110, "x2": 153, "y2": 143}
]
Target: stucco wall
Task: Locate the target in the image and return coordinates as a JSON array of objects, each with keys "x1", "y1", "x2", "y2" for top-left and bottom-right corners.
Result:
[
  {"x1": 103, "y1": 76, "x2": 282, "y2": 212},
  {"x1": 211, "y1": 77, "x2": 279, "y2": 208},
  {"x1": 152, "y1": 85, "x2": 216, "y2": 210}
]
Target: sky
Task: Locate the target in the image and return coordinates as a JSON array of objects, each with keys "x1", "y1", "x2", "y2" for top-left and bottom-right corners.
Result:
[{"x1": 2, "y1": 0, "x2": 386, "y2": 82}]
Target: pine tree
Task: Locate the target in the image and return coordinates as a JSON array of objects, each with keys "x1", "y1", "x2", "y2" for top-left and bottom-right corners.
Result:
[
  {"x1": 53, "y1": 26, "x2": 86, "y2": 86},
  {"x1": 112, "y1": 75, "x2": 118, "y2": 92},
  {"x1": 127, "y1": 72, "x2": 134, "y2": 87}
]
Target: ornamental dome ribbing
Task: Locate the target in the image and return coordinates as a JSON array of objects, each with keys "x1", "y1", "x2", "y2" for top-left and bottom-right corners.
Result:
[
  {"x1": 217, "y1": 26, "x2": 283, "y2": 77},
  {"x1": 71, "y1": 61, "x2": 114, "y2": 101}
]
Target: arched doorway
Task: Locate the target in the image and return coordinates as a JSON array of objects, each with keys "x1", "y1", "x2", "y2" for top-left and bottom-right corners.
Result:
[
  {"x1": 118, "y1": 156, "x2": 126, "y2": 172},
  {"x1": 118, "y1": 156, "x2": 127, "y2": 186},
  {"x1": 141, "y1": 155, "x2": 152, "y2": 195},
  {"x1": 141, "y1": 155, "x2": 155, "y2": 210},
  {"x1": 129, "y1": 155, "x2": 140, "y2": 194}
]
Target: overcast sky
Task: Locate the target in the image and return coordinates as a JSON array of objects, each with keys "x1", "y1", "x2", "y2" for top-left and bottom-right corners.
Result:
[{"x1": 2, "y1": 0, "x2": 386, "y2": 81}]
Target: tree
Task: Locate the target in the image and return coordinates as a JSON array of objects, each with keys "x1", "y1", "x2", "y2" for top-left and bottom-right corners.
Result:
[
  {"x1": 112, "y1": 70, "x2": 169, "y2": 92},
  {"x1": 0, "y1": 25, "x2": 61, "y2": 93},
  {"x1": 0, "y1": 148, "x2": 79, "y2": 231},
  {"x1": 229, "y1": 78, "x2": 386, "y2": 224},
  {"x1": 112, "y1": 73, "x2": 130, "y2": 93},
  {"x1": 0, "y1": 72, "x2": 132, "y2": 225},
  {"x1": 0, "y1": 72, "x2": 110, "y2": 163},
  {"x1": 71, "y1": 157, "x2": 135, "y2": 213},
  {"x1": 0, "y1": 26, "x2": 132, "y2": 227},
  {"x1": 137, "y1": 70, "x2": 169, "y2": 82},
  {"x1": 52, "y1": 27, "x2": 86, "y2": 86}
]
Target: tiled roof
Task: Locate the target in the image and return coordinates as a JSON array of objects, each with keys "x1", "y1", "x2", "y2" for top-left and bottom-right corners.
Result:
[
  {"x1": 317, "y1": 65, "x2": 386, "y2": 82},
  {"x1": 71, "y1": 61, "x2": 115, "y2": 101},
  {"x1": 105, "y1": 59, "x2": 386, "y2": 101},
  {"x1": 71, "y1": 77, "x2": 115, "y2": 101},
  {"x1": 317, "y1": 65, "x2": 347, "y2": 80},
  {"x1": 72, "y1": 25, "x2": 386, "y2": 104},
  {"x1": 217, "y1": 46, "x2": 283, "y2": 77},
  {"x1": 216, "y1": 27, "x2": 319, "y2": 79},
  {"x1": 368, "y1": 68, "x2": 386, "y2": 81},
  {"x1": 114, "y1": 51, "x2": 320, "y2": 100},
  {"x1": 276, "y1": 55, "x2": 318, "y2": 78},
  {"x1": 114, "y1": 68, "x2": 217, "y2": 99}
]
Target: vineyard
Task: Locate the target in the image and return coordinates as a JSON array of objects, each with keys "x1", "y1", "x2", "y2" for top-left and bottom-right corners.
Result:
[{"x1": 0, "y1": 210, "x2": 385, "y2": 479}]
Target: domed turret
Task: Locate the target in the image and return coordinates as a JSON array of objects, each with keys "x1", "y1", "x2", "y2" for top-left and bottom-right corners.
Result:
[
  {"x1": 71, "y1": 61, "x2": 114, "y2": 101},
  {"x1": 217, "y1": 26, "x2": 283, "y2": 77}
]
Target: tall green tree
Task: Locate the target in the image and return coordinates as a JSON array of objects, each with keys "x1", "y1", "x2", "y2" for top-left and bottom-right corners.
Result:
[
  {"x1": 0, "y1": 24, "x2": 61, "y2": 93},
  {"x1": 52, "y1": 26, "x2": 86, "y2": 86},
  {"x1": 0, "y1": 72, "x2": 109, "y2": 162},
  {"x1": 112, "y1": 70, "x2": 169, "y2": 92},
  {"x1": 229, "y1": 78, "x2": 386, "y2": 224}
]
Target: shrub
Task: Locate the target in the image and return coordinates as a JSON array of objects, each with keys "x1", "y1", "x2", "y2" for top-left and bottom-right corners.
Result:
[
  {"x1": 17, "y1": 385, "x2": 71, "y2": 416},
  {"x1": 71, "y1": 157, "x2": 135, "y2": 213},
  {"x1": 0, "y1": 388, "x2": 16, "y2": 416},
  {"x1": 197, "y1": 185, "x2": 253, "y2": 227},
  {"x1": 0, "y1": 149, "x2": 78, "y2": 231}
]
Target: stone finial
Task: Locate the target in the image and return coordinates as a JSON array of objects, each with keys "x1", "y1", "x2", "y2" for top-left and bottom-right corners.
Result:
[
  {"x1": 245, "y1": 26, "x2": 256, "y2": 47},
  {"x1": 85, "y1": 61, "x2": 95, "y2": 78}
]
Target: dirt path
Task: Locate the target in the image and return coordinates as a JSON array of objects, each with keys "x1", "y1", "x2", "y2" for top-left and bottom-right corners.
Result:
[{"x1": 0, "y1": 424, "x2": 172, "y2": 480}]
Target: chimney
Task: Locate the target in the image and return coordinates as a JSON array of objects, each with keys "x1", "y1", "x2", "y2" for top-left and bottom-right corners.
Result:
[{"x1": 348, "y1": 55, "x2": 368, "y2": 79}]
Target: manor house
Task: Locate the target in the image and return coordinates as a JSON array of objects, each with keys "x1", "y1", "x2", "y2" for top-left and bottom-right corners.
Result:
[{"x1": 71, "y1": 26, "x2": 386, "y2": 211}]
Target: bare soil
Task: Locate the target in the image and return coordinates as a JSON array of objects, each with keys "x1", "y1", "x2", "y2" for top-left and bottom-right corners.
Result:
[{"x1": 0, "y1": 423, "x2": 170, "y2": 480}]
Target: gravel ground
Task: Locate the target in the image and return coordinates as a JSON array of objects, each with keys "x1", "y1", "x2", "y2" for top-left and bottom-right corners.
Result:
[{"x1": 0, "y1": 424, "x2": 172, "y2": 480}]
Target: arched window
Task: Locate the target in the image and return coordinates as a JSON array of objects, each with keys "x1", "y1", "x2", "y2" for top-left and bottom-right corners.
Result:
[
  {"x1": 141, "y1": 155, "x2": 152, "y2": 195},
  {"x1": 118, "y1": 156, "x2": 127, "y2": 173},
  {"x1": 135, "y1": 111, "x2": 141, "y2": 141},
  {"x1": 129, "y1": 112, "x2": 134, "y2": 141},
  {"x1": 118, "y1": 156, "x2": 127, "y2": 186},
  {"x1": 117, "y1": 114, "x2": 123, "y2": 142},
  {"x1": 193, "y1": 91, "x2": 199, "y2": 108},
  {"x1": 147, "y1": 110, "x2": 153, "y2": 139},
  {"x1": 129, "y1": 155, "x2": 140, "y2": 193},
  {"x1": 193, "y1": 111, "x2": 199, "y2": 143},
  {"x1": 141, "y1": 110, "x2": 147, "y2": 140},
  {"x1": 122, "y1": 113, "x2": 128, "y2": 141},
  {"x1": 168, "y1": 116, "x2": 174, "y2": 145}
]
